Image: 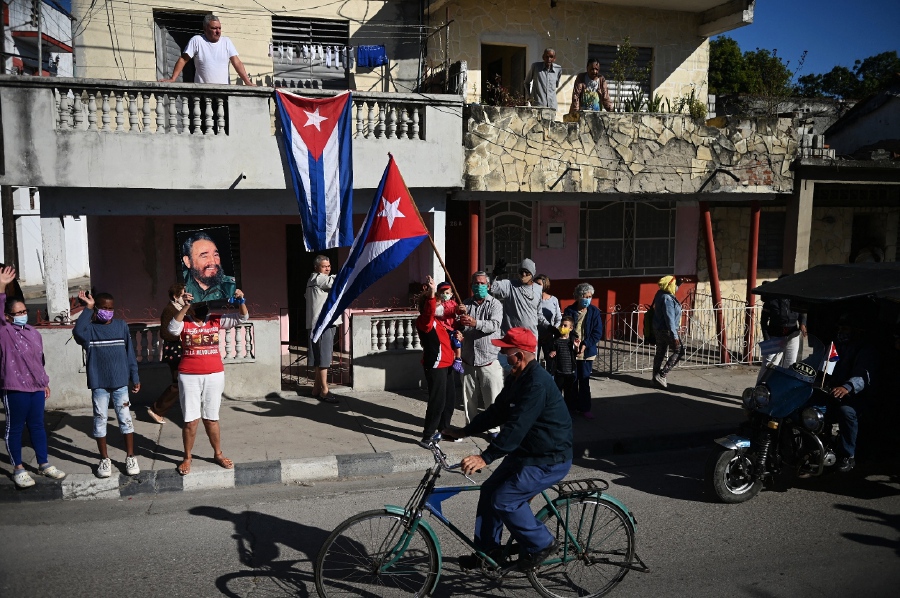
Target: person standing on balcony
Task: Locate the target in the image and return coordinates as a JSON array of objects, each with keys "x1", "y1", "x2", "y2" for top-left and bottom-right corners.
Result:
[
  {"x1": 160, "y1": 14, "x2": 255, "y2": 86},
  {"x1": 524, "y1": 48, "x2": 562, "y2": 110},
  {"x1": 306, "y1": 255, "x2": 340, "y2": 404},
  {"x1": 168, "y1": 289, "x2": 249, "y2": 475},
  {"x1": 563, "y1": 283, "x2": 603, "y2": 419},
  {"x1": 652, "y1": 275, "x2": 685, "y2": 389},
  {"x1": 568, "y1": 57, "x2": 613, "y2": 114},
  {"x1": 490, "y1": 258, "x2": 548, "y2": 339}
]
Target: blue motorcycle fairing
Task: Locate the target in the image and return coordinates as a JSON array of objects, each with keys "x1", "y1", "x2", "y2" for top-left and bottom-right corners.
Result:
[
  {"x1": 383, "y1": 504, "x2": 442, "y2": 594},
  {"x1": 714, "y1": 434, "x2": 751, "y2": 450},
  {"x1": 758, "y1": 368, "x2": 814, "y2": 418}
]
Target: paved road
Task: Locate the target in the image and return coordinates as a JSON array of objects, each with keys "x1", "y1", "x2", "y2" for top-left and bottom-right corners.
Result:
[{"x1": 2, "y1": 449, "x2": 898, "y2": 597}]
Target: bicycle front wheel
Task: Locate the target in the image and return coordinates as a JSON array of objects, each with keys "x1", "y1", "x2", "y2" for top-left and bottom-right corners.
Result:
[
  {"x1": 529, "y1": 497, "x2": 636, "y2": 598},
  {"x1": 315, "y1": 509, "x2": 439, "y2": 598}
]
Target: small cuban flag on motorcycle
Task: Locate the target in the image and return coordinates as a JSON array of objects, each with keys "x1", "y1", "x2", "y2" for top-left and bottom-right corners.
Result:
[
  {"x1": 823, "y1": 342, "x2": 840, "y2": 375},
  {"x1": 758, "y1": 336, "x2": 788, "y2": 356}
]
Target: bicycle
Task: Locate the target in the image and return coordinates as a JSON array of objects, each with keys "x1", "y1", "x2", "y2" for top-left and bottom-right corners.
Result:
[{"x1": 314, "y1": 442, "x2": 648, "y2": 597}]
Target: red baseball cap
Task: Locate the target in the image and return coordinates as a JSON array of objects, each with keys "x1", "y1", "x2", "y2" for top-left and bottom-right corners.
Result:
[{"x1": 491, "y1": 327, "x2": 537, "y2": 353}]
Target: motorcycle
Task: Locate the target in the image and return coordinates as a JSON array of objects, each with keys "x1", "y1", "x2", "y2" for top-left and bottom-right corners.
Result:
[{"x1": 705, "y1": 335, "x2": 843, "y2": 504}]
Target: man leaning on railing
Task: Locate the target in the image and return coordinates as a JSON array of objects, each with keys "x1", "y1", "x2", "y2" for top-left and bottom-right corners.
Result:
[{"x1": 159, "y1": 14, "x2": 255, "y2": 86}]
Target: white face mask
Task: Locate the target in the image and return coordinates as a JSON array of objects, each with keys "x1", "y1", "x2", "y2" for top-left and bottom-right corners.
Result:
[{"x1": 441, "y1": 292, "x2": 453, "y2": 302}]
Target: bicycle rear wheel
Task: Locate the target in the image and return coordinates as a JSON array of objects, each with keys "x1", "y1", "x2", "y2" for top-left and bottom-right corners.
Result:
[
  {"x1": 529, "y1": 497, "x2": 635, "y2": 598},
  {"x1": 315, "y1": 509, "x2": 439, "y2": 598}
]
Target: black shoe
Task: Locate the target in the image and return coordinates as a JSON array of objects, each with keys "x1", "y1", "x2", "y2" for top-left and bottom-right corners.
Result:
[
  {"x1": 838, "y1": 456, "x2": 856, "y2": 473},
  {"x1": 459, "y1": 553, "x2": 487, "y2": 571},
  {"x1": 517, "y1": 539, "x2": 558, "y2": 570},
  {"x1": 316, "y1": 394, "x2": 340, "y2": 404}
]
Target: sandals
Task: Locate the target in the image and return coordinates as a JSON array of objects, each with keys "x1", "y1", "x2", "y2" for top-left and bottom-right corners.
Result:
[
  {"x1": 12, "y1": 469, "x2": 35, "y2": 488},
  {"x1": 214, "y1": 453, "x2": 234, "y2": 469},
  {"x1": 39, "y1": 465, "x2": 66, "y2": 480},
  {"x1": 147, "y1": 407, "x2": 166, "y2": 425},
  {"x1": 177, "y1": 458, "x2": 192, "y2": 476}
]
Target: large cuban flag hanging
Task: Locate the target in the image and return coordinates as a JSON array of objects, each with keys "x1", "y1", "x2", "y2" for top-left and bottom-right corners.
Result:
[
  {"x1": 275, "y1": 90, "x2": 354, "y2": 251},
  {"x1": 312, "y1": 155, "x2": 430, "y2": 342}
]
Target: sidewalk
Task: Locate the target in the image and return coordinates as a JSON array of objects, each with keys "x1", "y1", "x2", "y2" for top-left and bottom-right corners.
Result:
[{"x1": 0, "y1": 366, "x2": 759, "y2": 502}]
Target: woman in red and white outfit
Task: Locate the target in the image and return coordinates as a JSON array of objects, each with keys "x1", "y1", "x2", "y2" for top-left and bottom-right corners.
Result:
[{"x1": 168, "y1": 290, "x2": 249, "y2": 475}]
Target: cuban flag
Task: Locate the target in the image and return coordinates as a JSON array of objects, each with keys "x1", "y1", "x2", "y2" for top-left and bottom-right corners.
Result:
[
  {"x1": 275, "y1": 90, "x2": 354, "y2": 251},
  {"x1": 312, "y1": 155, "x2": 429, "y2": 342},
  {"x1": 824, "y1": 342, "x2": 840, "y2": 375}
]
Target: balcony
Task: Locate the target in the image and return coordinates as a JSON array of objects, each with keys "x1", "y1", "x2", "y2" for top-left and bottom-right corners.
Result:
[
  {"x1": 462, "y1": 105, "x2": 800, "y2": 198},
  {"x1": 0, "y1": 76, "x2": 464, "y2": 191}
]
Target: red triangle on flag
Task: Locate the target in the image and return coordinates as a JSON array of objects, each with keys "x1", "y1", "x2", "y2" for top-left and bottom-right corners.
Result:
[
  {"x1": 365, "y1": 157, "x2": 430, "y2": 243},
  {"x1": 277, "y1": 90, "x2": 350, "y2": 160}
]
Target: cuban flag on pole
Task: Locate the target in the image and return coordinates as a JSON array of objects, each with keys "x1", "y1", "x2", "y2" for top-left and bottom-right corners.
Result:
[
  {"x1": 312, "y1": 155, "x2": 430, "y2": 342},
  {"x1": 275, "y1": 90, "x2": 354, "y2": 251},
  {"x1": 824, "y1": 342, "x2": 840, "y2": 375}
]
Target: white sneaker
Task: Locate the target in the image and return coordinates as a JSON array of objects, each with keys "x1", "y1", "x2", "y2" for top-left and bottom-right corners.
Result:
[
  {"x1": 654, "y1": 373, "x2": 668, "y2": 388},
  {"x1": 97, "y1": 458, "x2": 112, "y2": 478},
  {"x1": 125, "y1": 456, "x2": 140, "y2": 476}
]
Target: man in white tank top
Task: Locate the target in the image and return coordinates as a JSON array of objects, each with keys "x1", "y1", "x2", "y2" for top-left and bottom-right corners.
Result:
[{"x1": 160, "y1": 14, "x2": 254, "y2": 86}]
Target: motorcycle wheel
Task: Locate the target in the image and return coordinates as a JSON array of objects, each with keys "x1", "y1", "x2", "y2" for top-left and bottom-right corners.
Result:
[{"x1": 705, "y1": 446, "x2": 763, "y2": 504}]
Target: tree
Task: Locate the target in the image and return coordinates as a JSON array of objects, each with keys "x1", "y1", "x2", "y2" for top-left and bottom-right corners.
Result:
[
  {"x1": 795, "y1": 51, "x2": 899, "y2": 99},
  {"x1": 709, "y1": 36, "x2": 746, "y2": 95},
  {"x1": 853, "y1": 51, "x2": 900, "y2": 96}
]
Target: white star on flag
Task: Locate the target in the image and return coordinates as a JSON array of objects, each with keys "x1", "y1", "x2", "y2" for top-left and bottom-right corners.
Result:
[
  {"x1": 303, "y1": 107, "x2": 328, "y2": 131},
  {"x1": 378, "y1": 197, "x2": 405, "y2": 229}
]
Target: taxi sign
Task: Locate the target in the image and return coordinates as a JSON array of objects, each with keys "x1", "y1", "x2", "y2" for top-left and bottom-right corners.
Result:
[{"x1": 790, "y1": 362, "x2": 817, "y2": 381}]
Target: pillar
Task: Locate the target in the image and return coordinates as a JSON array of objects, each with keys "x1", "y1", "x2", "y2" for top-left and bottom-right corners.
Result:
[
  {"x1": 783, "y1": 179, "x2": 814, "y2": 274},
  {"x1": 41, "y1": 216, "x2": 69, "y2": 321}
]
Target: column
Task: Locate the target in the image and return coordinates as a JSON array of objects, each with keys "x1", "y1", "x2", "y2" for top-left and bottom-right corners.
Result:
[
  {"x1": 431, "y1": 199, "x2": 446, "y2": 283},
  {"x1": 783, "y1": 179, "x2": 814, "y2": 274},
  {"x1": 41, "y1": 216, "x2": 69, "y2": 321}
]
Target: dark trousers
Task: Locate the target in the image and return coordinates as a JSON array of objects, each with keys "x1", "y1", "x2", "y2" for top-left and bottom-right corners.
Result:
[
  {"x1": 836, "y1": 395, "x2": 863, "y2": 457},
  {"x1": 555, "y1": 372, "x2": 577, "y2": 409},
  {"x1": 2, "y1": 390, "x2": 49, "y2": 467},
  {"x1": 571, "y1": 360, "x2": 593, "y2": 412},
  {"x1": 475, "y1": 458, "x2": 572, "y2": 554},
  {"x1": 151, "y1": 362, "x2": 180, "y2": 417},
  {"x1": 422, "y1": 366, "x2": 456, "y2": 440},
  {"x1": 653, "y1": 329, "x2": 684, "y2": 376}
]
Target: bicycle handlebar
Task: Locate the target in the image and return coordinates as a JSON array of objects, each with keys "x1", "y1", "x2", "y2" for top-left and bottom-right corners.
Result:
[{"x1": 427, "y1": 442, "x2": 478, "y2": 483}]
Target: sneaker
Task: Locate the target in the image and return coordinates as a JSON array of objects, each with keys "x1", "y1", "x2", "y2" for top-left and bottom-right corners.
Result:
[
  {"x1": 125, "y1": 456, "x2": 140, "y2": 476},
  {"x1": 837, "y1": 456, "x2": 855, "y2": 473},
  {"x1": 38, "y1": 465, "x2": 66, "y2": 480},
  {"x1": 452, "y1": 358, "x2": 465, "y2": 374},
  {"x1": 97, "y1": 458, "x2": 112, "y2": 478},
  {"x1": 316, "y1": 393, "x2": 340, "y2": 404},
  {"x1": 12, "y1": 469, "x2": 35, "y2": 488},
  {"x1": 654, "y1": 373, "x2": 668, "y2": 388}
]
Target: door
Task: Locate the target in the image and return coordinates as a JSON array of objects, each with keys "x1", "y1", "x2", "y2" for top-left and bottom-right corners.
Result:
[{"x1": 480, "y1": 44, "x2": 527, "y2": 104}]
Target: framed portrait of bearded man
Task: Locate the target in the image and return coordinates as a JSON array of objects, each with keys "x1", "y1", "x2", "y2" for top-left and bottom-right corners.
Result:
[{"x1": 175, "y1": 226, "x2": 238, "y2": 308}]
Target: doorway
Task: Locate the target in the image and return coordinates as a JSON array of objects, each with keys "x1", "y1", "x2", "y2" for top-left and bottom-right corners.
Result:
[{"x1": 481, "y1": 44, "x2": 527, "y2": 104}]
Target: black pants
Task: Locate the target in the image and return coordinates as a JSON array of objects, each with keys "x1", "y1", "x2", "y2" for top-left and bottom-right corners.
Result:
[
  {"x1": 555, "y1": 372, "x2": 577, "y2": 409},
  {"x1": 422, "y1": 366, "x2": 457, "y2": 440}
]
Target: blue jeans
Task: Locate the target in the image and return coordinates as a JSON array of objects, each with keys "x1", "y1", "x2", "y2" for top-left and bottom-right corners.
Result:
[
  {"x1": 3, "y1": 390, "x2": 49, "y2": 467},
  {"x1": 475, "y1": 458, "x2": 572, "y2": 555},
  {"x1": 91, "y1": 386, "x2": 134, "y2": 438}
]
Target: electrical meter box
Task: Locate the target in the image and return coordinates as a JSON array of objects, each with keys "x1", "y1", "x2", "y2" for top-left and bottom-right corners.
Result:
[{"x1": 547, "y1": 223, "x2": 565, "y2": 248}]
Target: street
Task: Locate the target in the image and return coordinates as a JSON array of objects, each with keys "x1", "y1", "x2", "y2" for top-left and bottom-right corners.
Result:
[{"x1": 1, "y1": 448, "x2": 898, "y2": 597}]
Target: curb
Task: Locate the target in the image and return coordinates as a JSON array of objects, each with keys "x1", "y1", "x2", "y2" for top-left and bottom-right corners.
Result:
[{"x1": 0, "y1": 428, "x2": 733, "y2": 503}]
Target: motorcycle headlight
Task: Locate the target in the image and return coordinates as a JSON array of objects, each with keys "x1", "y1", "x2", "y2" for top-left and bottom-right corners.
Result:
[
  {"x1": 751, "y1": 385, "x2": 771, "y2": 408},
  {"x1": 801, "y1": 407, "x2": 824, "y2": 433},
  {"x1": 741, "y1": 388, "x2": 754, "y2": 409}
]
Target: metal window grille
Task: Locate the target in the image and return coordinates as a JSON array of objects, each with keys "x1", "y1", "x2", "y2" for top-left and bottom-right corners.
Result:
[
  {"x1": 579, "y1": 201, "x2": 674, "y2": 277},
  {"x1": 485, "y1": 201, "x2": 532, "y2": 279},
  {"x1": 271, "y1": 16, "x2": 350, "y2": 89}
]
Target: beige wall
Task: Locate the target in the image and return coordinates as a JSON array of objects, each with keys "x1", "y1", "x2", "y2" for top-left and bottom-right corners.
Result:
[
  {"x1": 72, "y1": 0, "x2": 419, "y2": 92},
  {"x1": 429, "y1": 0, "x2": 709, "y2": 113}
]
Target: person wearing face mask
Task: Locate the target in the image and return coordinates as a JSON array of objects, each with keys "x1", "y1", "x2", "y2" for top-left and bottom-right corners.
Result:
[
  {"x1": 458, "y1": 271, "x2": 504, "y2": 433},
  {"x1": 545, "y1": 315, "x2": 578, "y2": 408},
  {"x1": 534, "y1": 274, "x2": 561, "y2": 366},
  {"x1": 74, "y1": 290, "x2": 142, "y2": 478},
  {"x1": 490, "y1": 258, "x2": 549, "y2": 338},
  {"x1": 562, "y1": 283, "x2": 603, "y2": 419},
  {"x1": 434, "y1": 281, "x2": 465, "y2": 374},
  {"x1": 651, "y1": 275, "x2": 685, "y2": 388},
  {"x1": 442, "y1": 327, "x2": 573, "y2": 571},
  {"x1": 0, "y1": 266, "x2": 66, "y2": 488}
]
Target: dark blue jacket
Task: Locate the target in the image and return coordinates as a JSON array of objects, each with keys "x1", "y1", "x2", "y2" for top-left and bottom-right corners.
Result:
[{"x1": 563, "y1": 304, "x2": 604, "y2": 359}]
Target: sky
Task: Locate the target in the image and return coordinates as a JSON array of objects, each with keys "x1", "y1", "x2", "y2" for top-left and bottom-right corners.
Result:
[{"x1": 716, "y1": 0, "x2": 900, "y2": 76}]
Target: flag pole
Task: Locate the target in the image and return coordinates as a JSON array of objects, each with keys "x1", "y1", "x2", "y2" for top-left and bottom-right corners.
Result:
[{"x1": 391, "y1": 155, "x2": 462, "y2": 301}]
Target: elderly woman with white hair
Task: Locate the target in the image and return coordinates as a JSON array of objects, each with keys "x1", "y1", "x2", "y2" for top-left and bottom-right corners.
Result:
[{"x1": 562, "y1": 282, "x2": 604, "y2": 419}]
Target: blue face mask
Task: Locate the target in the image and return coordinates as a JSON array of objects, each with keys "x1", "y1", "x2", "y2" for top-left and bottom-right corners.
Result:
[
  {"x1": 472, "y1": 283, "x2": 488, "y2": 299},
  {"x1": 578, "y1": 298, "x2": 591, "y2": 308},
  {"x1": 12, "y1": 315, "x2": 27, "y2": 326}
]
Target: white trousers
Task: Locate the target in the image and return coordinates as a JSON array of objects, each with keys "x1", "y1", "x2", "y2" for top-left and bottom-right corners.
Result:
[
  {"x1": 757, "y1": 330, "x2": 802, "y2": 383},
  {"x1": 461, "y1": 361, "x2": 504, "y2": 432}
]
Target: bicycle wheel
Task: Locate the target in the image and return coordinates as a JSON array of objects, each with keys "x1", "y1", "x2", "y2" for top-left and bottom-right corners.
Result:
[
  {"x1": 529, "y1": 497, "x2": 636, "y2": 598},
  {"x1": 315, "y1": 509, "x2": 439, "y2": 598}
]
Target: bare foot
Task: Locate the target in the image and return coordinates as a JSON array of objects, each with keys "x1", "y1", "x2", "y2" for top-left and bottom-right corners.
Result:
[
  {"x1": 177, "y1": 458, "x2": 192, "y2": 475},
  {"x1": 213, "y1": 452, "x2": 234, "y2": 469}
]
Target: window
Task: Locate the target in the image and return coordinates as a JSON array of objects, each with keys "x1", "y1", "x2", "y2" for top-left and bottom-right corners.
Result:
[
  {"x1": 579, "y1": 201, "x2": 674, "y2": 277},
  {"x1": 485, "y1": 201, "x2": 532, "y2": 279},
  {"x1": 271, "y1": 16, "x2": 350, "y2": 90},
  {"x1": 154, "y1": 11, "x2": 206, "y2": 82},
  {"x1": 757, "y1": 212, "x2": 785, "y2": 270},
  {"x1": 587, "y1": 43, "x2": 653, "y2": 111}
]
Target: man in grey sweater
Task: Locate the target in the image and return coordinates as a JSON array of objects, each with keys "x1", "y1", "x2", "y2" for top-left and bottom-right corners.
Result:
[{"x1": 490, "y1": 258, "x2": 548, "y2": 338}]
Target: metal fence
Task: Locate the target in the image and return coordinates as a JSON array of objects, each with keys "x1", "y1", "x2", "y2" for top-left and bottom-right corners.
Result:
[
  {"x1": 595, "y1": 292, "x2": 763, "y2": 375},
  {"x1": 280, "y1": 308, "x2": 351, "y2": 391}
]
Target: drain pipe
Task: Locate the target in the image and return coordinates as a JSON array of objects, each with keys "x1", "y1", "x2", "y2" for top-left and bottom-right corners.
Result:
[
  {"x1": 700, "y1": 201, "x2": 729, "y2": 363},
  {"x1": 744, "y1": 201, "x2": 760, "y2": 363}
]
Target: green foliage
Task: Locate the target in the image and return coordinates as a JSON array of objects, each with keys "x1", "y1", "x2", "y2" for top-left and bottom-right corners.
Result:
[
  {"x1": 709, "y1": 37, "x2": 747, "y2": 95},
  {"x1": 672, "y1": 85, "x2": 707, "y2": 120},
  {"x1": 646, "y1": 93, "x2": 665, "y2": 113},
  {"x1": 797, "y1": 51, "x2": 900, "y2": 99},
  {"x1": 481, "y1": 74, "x2": 525, "y2": 107},
  {"x1": 611, "y1": 36, "x2": 651, "y2": 112}
]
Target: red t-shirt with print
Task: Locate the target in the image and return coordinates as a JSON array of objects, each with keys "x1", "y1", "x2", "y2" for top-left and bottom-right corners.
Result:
[{"x1": 178, "y1": 316, "x2": 225, "y2": 374}]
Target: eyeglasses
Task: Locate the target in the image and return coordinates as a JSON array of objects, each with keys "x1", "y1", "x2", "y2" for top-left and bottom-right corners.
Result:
[{"x1": 6, "y1": 309, "x2": 27, "y2": 316}]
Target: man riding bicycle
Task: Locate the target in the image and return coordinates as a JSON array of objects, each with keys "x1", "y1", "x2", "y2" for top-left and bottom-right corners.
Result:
[{"x1": 443, "y1": 327, "x2": 573, "y2": 570}]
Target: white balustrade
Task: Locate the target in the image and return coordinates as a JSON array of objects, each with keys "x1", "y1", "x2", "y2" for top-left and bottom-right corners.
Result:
[
  {"x1": 350, "y1": 99, "x2": 425, "y2": 140},
  {"x1": 123, "y1": 322, "x2": 255, "y2": 364},
  {"x1": 369, "y1": 314, "x2": 421, "y2": 352}
]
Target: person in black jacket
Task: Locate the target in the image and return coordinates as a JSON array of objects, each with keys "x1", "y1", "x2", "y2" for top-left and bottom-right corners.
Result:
[{"x1": 443, "y1": 327, "x2": 573, "y2": 570}]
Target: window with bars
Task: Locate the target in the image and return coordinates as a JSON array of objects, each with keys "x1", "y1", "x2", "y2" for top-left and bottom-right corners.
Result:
[
  {"x1": 758, "y1": 212, "x2": 785, "y2": 270},
  {"x1": 485, "y1": 201, "x2": 532, "y2": 279},
  {"x1": 271, "y1": 16, "x2": 350, "y2": 89},
  {"x1": 587, "y1": 43, "x2": 653, "y2": 110},
  {"x1": 579, "y1": 201, "x2": 674, "y2": 277}
]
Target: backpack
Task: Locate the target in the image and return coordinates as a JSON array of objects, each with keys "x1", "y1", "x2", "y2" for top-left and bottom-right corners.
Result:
[{"x1": 643, "y1": 305, "x2": 656, "y2": 343}]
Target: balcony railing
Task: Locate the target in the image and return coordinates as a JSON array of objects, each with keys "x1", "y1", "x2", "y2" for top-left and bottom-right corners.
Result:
[{"x1": 130, "y1": 322, "x2": 256, "y2": 364}]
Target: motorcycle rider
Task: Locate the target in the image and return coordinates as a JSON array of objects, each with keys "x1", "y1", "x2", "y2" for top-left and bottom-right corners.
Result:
[{"x1": 828, "y1": 313, "x2": 880, "y2": 473}]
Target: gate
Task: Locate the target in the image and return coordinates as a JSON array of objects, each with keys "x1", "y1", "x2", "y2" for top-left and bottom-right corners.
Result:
[{"x1": 281, "y1": 308, "x2": 352, "y2": 391}]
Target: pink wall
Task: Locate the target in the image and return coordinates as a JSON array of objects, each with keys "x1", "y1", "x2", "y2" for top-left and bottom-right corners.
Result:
[{"x1": 529, "y1": 203, "x2": 580, "y2": 279}]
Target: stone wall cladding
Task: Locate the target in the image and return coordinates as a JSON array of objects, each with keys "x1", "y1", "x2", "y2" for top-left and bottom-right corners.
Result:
[{"x1": 465, "y1": 106, "x2": 798, "y2": 194}]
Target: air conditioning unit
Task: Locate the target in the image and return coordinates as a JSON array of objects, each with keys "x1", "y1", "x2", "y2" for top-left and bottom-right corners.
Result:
[{"x1": 547, "y1": 223, "x2": 565, "y2": 249}]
